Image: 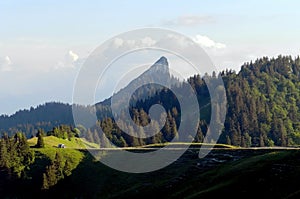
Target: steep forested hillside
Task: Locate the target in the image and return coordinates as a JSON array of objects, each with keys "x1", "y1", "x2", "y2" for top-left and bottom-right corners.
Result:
[{"x1": 220, "y1": 55, "x2": 300, "y2": 147}]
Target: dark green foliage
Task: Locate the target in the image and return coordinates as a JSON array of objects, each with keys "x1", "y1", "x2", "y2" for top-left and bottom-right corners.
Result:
[
  {"x1": 47, "y1": 125, "x2": 79, "y2": 140},
  {"x1": 40, "y1": 151, "x2": 77, "y2": 190},
  {"x1": 0, "y1": 132, "x2": 34, "y2": 179},
  {"x1": 42, "y1": 152, "x2": 65, "y2": 190},
  {"x1": 220, "y1": 56, "x2": 300, "y2": 146},
  {"x1": 42, "y1": 164, "x2": 57, "y2": 190},
  {"x1": 63, "y1": 159, "x2": 72, "y2": 177},
  {"x1": 36, "y1": 129, "x2": 45, "y2": 148}
]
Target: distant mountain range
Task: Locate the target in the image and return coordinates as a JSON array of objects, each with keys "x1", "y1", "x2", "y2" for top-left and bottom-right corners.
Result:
[{"x1": 1, "y1": 55, "x2": 300, "y2": 147}]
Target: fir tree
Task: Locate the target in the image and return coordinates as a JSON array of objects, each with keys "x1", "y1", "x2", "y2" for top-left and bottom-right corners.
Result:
[{"x1": 36, "y1": 130, "x2": 45, "y2": 148}]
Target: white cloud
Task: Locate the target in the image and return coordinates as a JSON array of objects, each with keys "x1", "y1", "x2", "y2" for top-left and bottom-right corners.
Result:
[
  {"x1": 55, "y1": 50, "x2": 80, "y2": 69},
  {"x1": 67, "y1": 50, "x2": 79, "y2": 62},
  {"x1": 163, "y1": 15, "x2": 214, "y2": 26},
  {"x1": 165, "y1": 34, "x2": 193, "y2": 48},
  {"x1": 0, "y1": 56, "x2": 13, "y2": 71},
  {"x1": 112, "y1": 37, "x2": 157, "y2": 49},
  {"x1": 113, "y1": 38, "x2": 124, "y2": 48},
  {"x1": 126, "y1": 39, "x2": 136, "y2": 47},
  {"x1": 112, "y1": 38, "x2": 134, "y2": 49},
  {"x1": 193, "y1": 35, "x2": 226, "y2": 49},
  {"x1": 141, "y1": 37, "x2": 157, "y2": 46}
]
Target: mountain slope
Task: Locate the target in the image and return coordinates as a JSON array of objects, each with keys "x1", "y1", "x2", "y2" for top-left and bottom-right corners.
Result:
[
  {"x1": 220, "y1": 55, "x2": 300, "y2": 147},
  {"x1": 96, "y1": 56, "x2": 173, "y2": 117}
]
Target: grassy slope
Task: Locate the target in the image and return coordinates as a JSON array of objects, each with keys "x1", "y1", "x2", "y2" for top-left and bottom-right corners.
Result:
[
  {"x1": 38, "y1": 149, "x2": 300, "y2": 199},
  {"x1": 24, "y1": 136, "x2": 98, "y2": 196},
  {"x1": 172, "y1": 151, "x2": 300, "y2": 199},
  {"x1": 22, "y1": 137, "x2": 300, "y2": 198},
  {"x1": 28, "y1": 135, "x2": 99, "y2": 149},
  {"x1": 1, "y1": 136, "x2": 91, "y2": 198}
]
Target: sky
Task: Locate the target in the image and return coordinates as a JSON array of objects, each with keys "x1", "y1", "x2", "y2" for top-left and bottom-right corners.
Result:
[{"x1": 0, "y1": 0, "x2": 300, "y2": 115}]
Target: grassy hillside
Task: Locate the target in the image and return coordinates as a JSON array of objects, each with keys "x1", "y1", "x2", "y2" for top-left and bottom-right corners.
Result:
[
  {"x1": 35, "y1": 148, "x2": 300, "y2": 199},
  {"x1": 25, "y1": 135, "x2": 99, "y2": 196},
  {"x1": 28, "y1": 135, "x2": 99, "y2": 149},
  {"x1": 3, "y1": 136, "x2": 300, "y2": 198},
  {"x1": 172, "y1": 151, "x2": 300, "y2": 198}
]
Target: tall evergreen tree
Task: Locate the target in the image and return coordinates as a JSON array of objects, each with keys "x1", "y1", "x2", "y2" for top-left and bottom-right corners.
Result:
[{"x1": 36, "y1": 130, "x2": 45, "y2": 148}]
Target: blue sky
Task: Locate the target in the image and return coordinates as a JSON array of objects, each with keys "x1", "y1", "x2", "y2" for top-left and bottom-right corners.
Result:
[{"x1": 0, "y1": 0, "x2": 299, "y2": 114}]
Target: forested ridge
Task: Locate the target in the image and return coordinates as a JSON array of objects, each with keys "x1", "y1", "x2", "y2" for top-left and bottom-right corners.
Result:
[
  {"x1": 221, "y1": 55, "x2": 300, "y2": 146},
  {"x1": 0, "y1": 102, "x2": 73, "y2": 137},
  {"x1": 1, "y1": 55, "x2": 300, "y2": 147}
]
